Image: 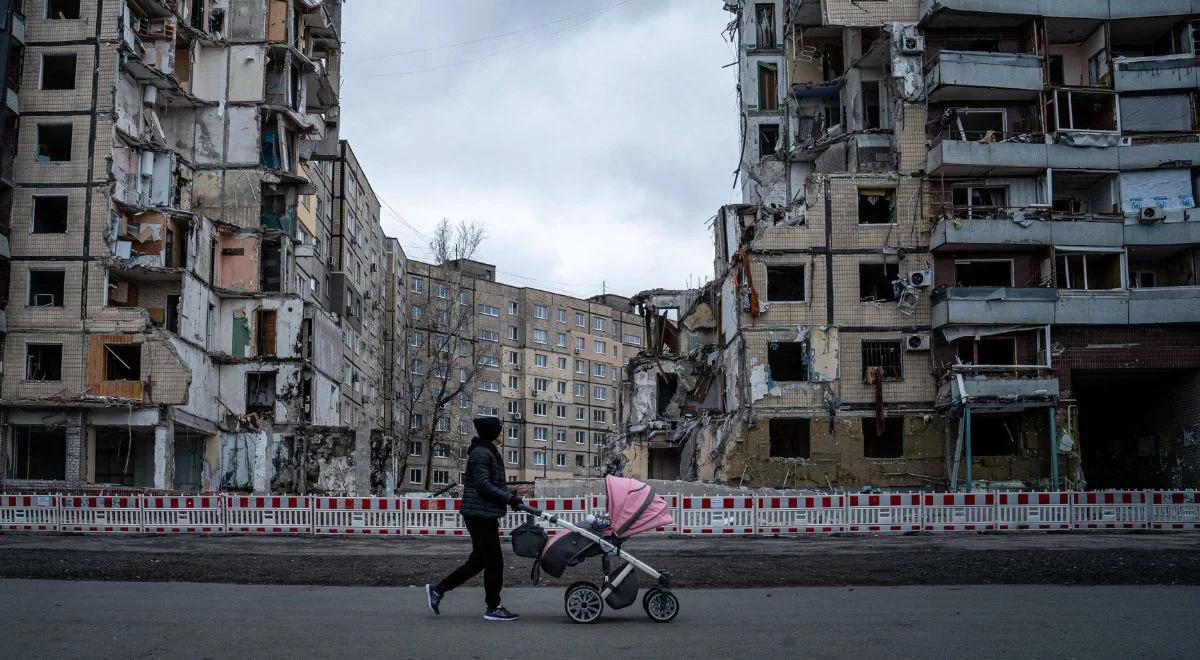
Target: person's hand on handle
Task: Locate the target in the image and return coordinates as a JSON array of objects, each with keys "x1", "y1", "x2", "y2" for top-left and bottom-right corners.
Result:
[{"x1": 508, "y1": 494, "x2": 524, "y2": 511}]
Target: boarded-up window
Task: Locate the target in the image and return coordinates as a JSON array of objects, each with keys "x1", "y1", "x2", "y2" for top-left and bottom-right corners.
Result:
[
  {"x1": 256, "y1": 309, "x2": 277, "y2": 356},
  {"x1": 266, "y1": 0, "x2": 288, "y2": 43},
  {"x1": 769, "y1": 418, "x2": 810, "y2": 458},
  {"x1": 1119, "y1": 94, "x2": 1192, "y2": 133}
]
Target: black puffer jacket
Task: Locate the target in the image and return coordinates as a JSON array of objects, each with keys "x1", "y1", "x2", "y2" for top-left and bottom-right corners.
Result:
[{"x1": 460, "y1": 437, "x2": 513, "y2": 519}]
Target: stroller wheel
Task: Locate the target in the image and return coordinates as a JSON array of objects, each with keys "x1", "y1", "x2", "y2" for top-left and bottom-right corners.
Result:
[
  {"x1": 564, "y1": 582, "x2": 605, "y2": 624},
  {"x1": 642, "y1": 588, "x2": 679, "y2": 623}
]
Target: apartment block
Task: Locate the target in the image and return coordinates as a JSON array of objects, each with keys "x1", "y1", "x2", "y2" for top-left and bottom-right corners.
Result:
[
  {"x1": 617, "y1": 0, "x2": 1200, "y2": 491},
  {"x1": 396, "y1": 256, "x2": 643, "y2": 492},
  {"x1": 0, "y1": 0, "x2": 380, "y2": 495}
]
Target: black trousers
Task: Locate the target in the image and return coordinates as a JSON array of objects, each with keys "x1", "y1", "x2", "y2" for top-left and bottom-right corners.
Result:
[{"x1": 436, "y1": 516, "x2": 504, "y2": 609}]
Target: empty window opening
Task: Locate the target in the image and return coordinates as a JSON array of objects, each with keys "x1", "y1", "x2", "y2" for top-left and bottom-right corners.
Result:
[
  {"x1": 943, "y1": 33, "x2": 1003, "y2": 52},
  {"x1": 1056, "y1": 251, "x2": 1122, "y2": 289},
  {"x1": 41, "y1": 54, "x2": 76, "y2": 90},
  {"x1": 94, "y1": 428, "x2": 153, "y2": 487},
  {"x1": 754, "y1": 3, "x2": 776, "y2": 47},
  {"x1": 769, "y1": 418, "x2": 810, "y2": 459},
  {"x1": 951, "y1": 109, "x2": 1006, "y2": 141},
  {"x1": 7, "y1": 427, "x2": 67, "y2": 480},
  {"x1": 766, "y1": 265, "x2": 806, "y2": 302},
  {"x1": 863, "y1": 417, "x2": 904, "y2": 458},
  {"x1": 857, "y1": 189, "x2": 894, "y2": 224},
  {"x1": 861, "y1": 80, "x2": 881, "y2": 129},
  {"x1": 26, "y1": 344, "x2": 63, "y2": 381},
  {"x1": 757, "y1": 62, "x2": 778, "y2": 110},
  {"x1": 656, "y1": 373, "x2": 678, "y2": 415},
  {"x1": 862, "y1": 340, "x2": 903, "y2": 380},
  {"x1": 260, "y1": 238, "x2": 282, "y2": 292},
  {"x1": 246, "y1": 372, "x2": 277, "y2": 412},
  {"x1": 32, "y1": 196, "x2": 68, "y2": 233},
  {"x1": 951, "y1": 186, "x2": 1008, "y2": 217},
  {"x1": 859, "y1": 263, "x2": 900, "y2": 302},
  {"x1": 1048, "y1": 55, "x2": 1065, "y2": 85},
  {"x1": 758, "y1": 123, "x2": 779, "y2": 157},
  {"x1": 165, "y1": 294, "x2": 180, "y2": 333},
  {"x1": 28, "y1": 270, "x2": 65, "y2": 306},
  {"x1": 47, "y1": 0, "x2": 81, "y2": 19},
  {"x1": 970, "y1": 413, "x2": 1023, "y2": 456},
  {"x1": 36, "y1": 124, "x2": 72, "y2": 161},
  {"x1": 954, "y1": 337, "x2": 1017, "y2": 366},
  {"x1": 768, "y1": 341, "x2": 809, "y2": 381},
  {"x1": 104, "y1": 344, "x2": 142, "y2": 381},
  {"x1": 256, "y1": 309, "x2": 277, "y2": 356},
  {"x1": 954, "y1": 260, "x2": 1013, "y2": 287}
]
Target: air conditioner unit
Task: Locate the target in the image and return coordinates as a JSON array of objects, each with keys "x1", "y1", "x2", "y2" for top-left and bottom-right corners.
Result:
[
  {"x1": 905, "y1": 333, "x2": 931, "y2": 351},
  {"x1": 1139, "y1": 206, "x2": 1166, "y2": 224},
  {"x1": 901, "y1": 35, "x2": 924, "y2": 54},
  {"x1": 511, "y1": 412, "x2": 523, "y2": 420},
  {"x1": 908, "y1": 270, "x2": 933, "y2": 288},
  {"x1": 1185, "y1": 207, "x2": 1200, "y2": 222},
  {"x1": 574, "y1": 348, "x2": 583, "y2": 354}
]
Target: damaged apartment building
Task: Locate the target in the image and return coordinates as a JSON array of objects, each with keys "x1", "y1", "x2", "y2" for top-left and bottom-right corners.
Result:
[
  {"x1": 0, "y1": 0, "x2": 397, "y2": 496},
  {"x1": 617, "y1": 0, "x2": 1200, "y2": 491}
]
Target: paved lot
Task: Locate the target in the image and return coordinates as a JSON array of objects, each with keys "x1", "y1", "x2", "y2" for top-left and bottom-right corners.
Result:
[
  {"x1": 2, "y1": 580, "x2": 1197, "y2": 659},
  {"x1": 1, "y1": 532, "x2": 1198, "y2": 587}
]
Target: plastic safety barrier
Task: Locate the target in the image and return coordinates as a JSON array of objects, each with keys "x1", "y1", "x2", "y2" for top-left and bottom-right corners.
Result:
[
  {"x1": 756, "y1": 495, "x2": 846, "y2": 534},
  {"x1": 142, "y1": 495, "x2": 224, "y2": 534},
  {"x1": 405, "y1": 497, "x2": 466, "y2": 536},
  {"x1": 60, "y1": 495, "x2": 142, "y2": 533},
  {"x1": 224, "y1": 495, "x2": 312, "y2": 534},
  {"x1": 1150, "y1": 491, "x2": 1199, "y2": 530},
  {"x1": 500, "y1": 498, "x2": 589, "y2": 537},
  {"x1": 0, "y1": 494, "x2": 60, "y2": 532},
  {"x1": 995, "y1": 492, "x2": 1072, "y2": 531},
  {"x1": 923, "y1": 493, "x2": 998, "y2": 532},
  {"x1": 312, "y1": 497, "x2": 405, "y2": 535},
  {"x1": 677, "y1": 496, "x2": 756, "y2": 535},
  {"x1": 1071, "y1": 491, "x2": 1148, "y2": 530},
  {"x1": 845, "y1": 493, "x2": 922, "y2": 533}
]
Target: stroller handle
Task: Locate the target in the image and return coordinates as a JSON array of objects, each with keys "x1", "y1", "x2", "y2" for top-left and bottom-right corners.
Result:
[{"x1": 516, "y1": 503, "x2": 543, "y2": 516}]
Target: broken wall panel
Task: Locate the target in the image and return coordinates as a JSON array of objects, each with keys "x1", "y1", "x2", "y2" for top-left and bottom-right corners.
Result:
[
  {"x1": 229, "y1": 45, "x2": 267, "y2": 102},
  {"x1": 229, "y1": 0, "x2": 267, "y2": 41}
]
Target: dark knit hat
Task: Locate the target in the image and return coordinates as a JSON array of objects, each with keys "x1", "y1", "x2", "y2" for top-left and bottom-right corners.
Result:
[{"x1": 472, "y1": 416, "x2": 502, "y2": 441}]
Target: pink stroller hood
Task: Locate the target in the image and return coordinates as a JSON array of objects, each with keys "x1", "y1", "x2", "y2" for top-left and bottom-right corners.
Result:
[{"x1": 605, "y1": 475, "x2": 673, "y2": 539}]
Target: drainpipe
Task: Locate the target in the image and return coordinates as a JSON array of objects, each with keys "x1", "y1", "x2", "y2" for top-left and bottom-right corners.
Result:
[
  {"x1": 963, "y1": 406, "x2": 972, "y2": 493},
  {"x1": 1048, "y1": 407, "x2": 1059, "y2": 491}
]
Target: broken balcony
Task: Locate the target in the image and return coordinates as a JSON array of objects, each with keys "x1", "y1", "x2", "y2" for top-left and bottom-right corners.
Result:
[
  {"x1": 938, "y1": 365, "x2": 1059, "y2": 408},
  {"x1": 926, "y1": 133, "x2": 1200, "y2": 177},
  {"x1": 1113, "y1": 54, "x2": 1200, "y2": 92},
  {"x1": 932, "y1": 287, "x2": 1058, "y2": 328},
  {"x1": 920, "y1": 0, "x2": 1195, "y2": 25},
  {"x1": 1110, "y1": 14, "x2": 1199, "y2": 92},
  {"x1": 932, "y1": 211, "x2": 1132, "y2": 251},
  {"x1": 925, "y1": 51, "x2": 1043, "y2": 102}
]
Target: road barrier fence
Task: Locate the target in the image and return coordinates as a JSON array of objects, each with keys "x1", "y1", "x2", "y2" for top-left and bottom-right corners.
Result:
[{"x1": 0, "y1": 490, "x2": 1195, "y2": 537}]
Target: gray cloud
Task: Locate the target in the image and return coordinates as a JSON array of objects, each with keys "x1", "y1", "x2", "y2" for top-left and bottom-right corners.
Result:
[{"x1": 340, "y1": 0, "x2": 738, "y2": 298}]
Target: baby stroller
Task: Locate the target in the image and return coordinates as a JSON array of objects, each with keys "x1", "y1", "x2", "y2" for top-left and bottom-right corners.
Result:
[{"x1": 511, "y1": 475, "x2": 678, "y2": 624}]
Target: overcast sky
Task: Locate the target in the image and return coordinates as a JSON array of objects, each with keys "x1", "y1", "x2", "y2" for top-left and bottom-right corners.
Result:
[{"x1": 339, "y1": 0, "x2": 739, "y2": 299}]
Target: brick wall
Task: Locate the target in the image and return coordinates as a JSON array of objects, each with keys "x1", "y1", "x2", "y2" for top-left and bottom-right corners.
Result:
[{"x1": 1055, "y1": 325, "x2": 1200, "y2": 397}]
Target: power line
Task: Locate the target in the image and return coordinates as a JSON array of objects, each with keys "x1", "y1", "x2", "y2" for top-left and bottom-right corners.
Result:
[
  {"x1": 364, "y1": 0, "x2": 636, "y2": 78},
  {"x1": 349, "y1": 0, "x2": 632, "y2": 63}
]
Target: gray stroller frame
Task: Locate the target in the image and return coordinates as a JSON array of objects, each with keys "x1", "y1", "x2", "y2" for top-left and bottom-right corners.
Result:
[{"x1": 516, "y1": 503, "x2": 679, "y2": 623}]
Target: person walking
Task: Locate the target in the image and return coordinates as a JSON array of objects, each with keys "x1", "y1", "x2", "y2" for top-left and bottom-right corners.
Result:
[{"x1": 425, "y1": 417, "x2": 523, "y2": 621}]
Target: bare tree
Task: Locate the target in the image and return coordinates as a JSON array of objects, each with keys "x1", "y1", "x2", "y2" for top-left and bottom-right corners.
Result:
[{"x1": 395, "y1": 220, "x2": 500, "y2": 491}]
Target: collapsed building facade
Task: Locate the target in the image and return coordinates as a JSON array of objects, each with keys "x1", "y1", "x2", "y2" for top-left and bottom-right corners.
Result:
[
  {"x1": 617, "y1": 0, "x2": 1200, "y2": 491},
  {"x1": 0, "y1": 0, "x2": 384, "y2": 495}
]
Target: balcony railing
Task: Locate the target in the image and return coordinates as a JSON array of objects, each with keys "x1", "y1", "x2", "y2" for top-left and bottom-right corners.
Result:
[
  {"x1": 1112, "y1": 53, "x2": 1200, "y2": 93},
  {"x1": 925, "y1": 50, "x2": 1043, "y2": 101}
]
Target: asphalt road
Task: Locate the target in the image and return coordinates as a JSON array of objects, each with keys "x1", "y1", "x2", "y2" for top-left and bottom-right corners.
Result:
[
  {"x1": 2, "y1": 532, "x2": 1198, "y2": 587},
  {"x1": 2, "y1": 580, "x2": 1197, "y2": 659}
]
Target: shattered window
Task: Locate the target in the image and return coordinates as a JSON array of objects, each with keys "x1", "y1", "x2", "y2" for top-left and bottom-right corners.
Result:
[
  {"x1": 863, "y1": 418, "x2": 904, "y2": 458},
  {"x1": 28, "y1": 270, "x2": 66, "y2": 306},
  {"x1": 104, "y1": 344, "x2": 142, "y2": 381},
  {"x1": 25, "y1": 344, "x2": 63, "y2": 381},
  {"x1": 766, "y1": 265, "x2": 805, "y2": 302},
  {"x1": 47, "y1": 0, "x2": 81, "y2": 19},
  {"x1": 7, "y1": 427, "x2": 67, "y2": 480},
  {"x1": 32, "y1": 196, "x2": 69, "y2": 233},
  {"x1": 35, "y1": 124, "x2": 72, "y2": 162},
  {"x1": 859, "y1": 263, "x2": 900, "y2": 302},
  {"x1": 768, "y1": 341, "x2": 808, "y2": 381},
  {"x1": 769, "y1": 419, "x2": 810, "y2": 459},
  {"x1": 861, "y1": 340, "x2": 903, "y2": 380},
  {"x1": 857, "y1": 189, "x2": 895, "y2": 225}
]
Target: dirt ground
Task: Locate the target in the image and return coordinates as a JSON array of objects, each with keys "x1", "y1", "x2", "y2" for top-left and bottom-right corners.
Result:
[{"x1": 2, "y1": 532, "x2": 1198, "y2": 588}]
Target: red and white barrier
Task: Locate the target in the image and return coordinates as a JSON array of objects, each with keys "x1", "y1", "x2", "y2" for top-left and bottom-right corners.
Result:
[
  {"x1": 312, "y1": 497, "x2": 405, "y2": 535},
  {"x1": 756, "y1": 495, "x2": 846, "y2": 534},
  {"x1": 142, "y1": 495, "x2": 224, "y2": 534},
  {"x1": 845, "y1": 493, "x2": 922, "y2": 533},
  {"x1": 405, "y1": 497, "x2": 466, "y2": 536},
  {"x1": 500, "y1": 498, "x2": 589, "y2": 537},
  {"x1": 1150, "y1": 491, "x2": 1199, "y2": 530},
  {"x1": 60, "y1": 495, "x2": 142, "y2": 533},
  {"x1": 677, "y1": 496, "x2": 756, "y2": 535},
  {"x1": 995, "y1": 492, "x2": 1072, "y2": 531},
  {"x1": 0, "y1": 494, "x2": 60, "y2": 532},
  {"x1": 224, "y1": 495, "x2": 312, "y2": 534},
  {"x1": 923, "y1": 493, "x2": 997, "y2": 532},
  {"x1": 1071, "y1": 491, "x2": 1148, "y2": 530}
]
